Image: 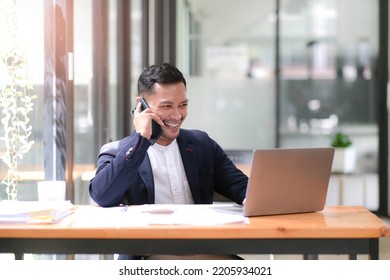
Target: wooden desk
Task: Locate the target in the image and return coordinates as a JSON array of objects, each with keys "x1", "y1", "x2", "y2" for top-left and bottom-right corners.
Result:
[{"x1": 0, "y1": 206, "x2": 388, "y2": 259}]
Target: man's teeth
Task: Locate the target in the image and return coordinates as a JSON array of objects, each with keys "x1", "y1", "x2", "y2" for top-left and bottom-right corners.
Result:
[{"x1": 164, "y1": 123, "x2": 179, "y2": 128}]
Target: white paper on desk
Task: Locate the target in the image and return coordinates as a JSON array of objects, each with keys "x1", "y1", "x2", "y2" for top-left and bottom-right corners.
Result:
[
  {"x1": 72, "y1": 206, "x2": 148, "y2": 227},
  {"x1": 137, "y1": 205, "x2": 248, "y2": 225}
]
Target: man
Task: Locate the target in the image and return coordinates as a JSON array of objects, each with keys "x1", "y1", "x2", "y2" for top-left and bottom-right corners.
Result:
[{"x1": 89, "y1": 63, "x2": 248, "y2": 259}]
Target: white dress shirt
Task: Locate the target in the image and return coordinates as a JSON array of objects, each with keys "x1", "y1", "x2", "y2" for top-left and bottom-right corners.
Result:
[{"x1": 147, "y1": 140, "x2": 194, "y2": 204}]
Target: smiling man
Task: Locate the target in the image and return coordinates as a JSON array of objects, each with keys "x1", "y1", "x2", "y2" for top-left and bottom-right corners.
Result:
[{"x1": 89, "y1": 63, "x2": 248, "y2": 260}]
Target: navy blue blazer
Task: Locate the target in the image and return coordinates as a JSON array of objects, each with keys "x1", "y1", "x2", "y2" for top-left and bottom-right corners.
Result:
[{"x1": 89, "y1": 129, "x2": 248, "y2": 207}]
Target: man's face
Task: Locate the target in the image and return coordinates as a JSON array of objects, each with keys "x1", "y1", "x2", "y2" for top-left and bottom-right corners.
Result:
[{"x1": 144, "y1": 82, "x2": 188, "y2": 145}]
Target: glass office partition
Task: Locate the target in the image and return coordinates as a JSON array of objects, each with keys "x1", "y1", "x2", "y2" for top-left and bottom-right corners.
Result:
[
  {"x1": 177, "y1": 0, "x2": 276, "y2": 150},
  {"x1": 73, "y1": 0, "x2": 95, "y2": 205},
  {"x1": 73, "y1": 0, "x2": 134, "y2": 205},
  {"x1": 279, "y1": 0, "x2": 378, "y2": 153},
  {"x1": 176, "y1": 0, "x2": 380, "y2": 211},
  {"x1": 73, "y1": 0, "x2": 143, "y2": 207},
  {"x1": 279, "y1": 0, "x2": 379, "y2": 210}
]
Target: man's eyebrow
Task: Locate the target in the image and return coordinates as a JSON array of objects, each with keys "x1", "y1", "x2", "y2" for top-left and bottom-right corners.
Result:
[{"x1": 159, "y1": 99, "x2": 189, "y2": 105}]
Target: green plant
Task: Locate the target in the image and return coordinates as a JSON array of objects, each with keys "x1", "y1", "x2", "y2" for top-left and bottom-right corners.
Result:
[
  {"x1": 331, "y1": 132, "x2": 352, "y2": 148},
  {"x1": 0, "y1": 0, "x2": 36, "y2": 200}
]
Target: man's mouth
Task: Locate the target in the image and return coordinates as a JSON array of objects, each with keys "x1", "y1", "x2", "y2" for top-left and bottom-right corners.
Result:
[{"x1": 163, "y1": 121, "x2": 181, "y2": 129}]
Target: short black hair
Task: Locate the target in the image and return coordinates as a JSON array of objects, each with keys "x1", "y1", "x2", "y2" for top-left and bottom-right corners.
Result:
[{"x1": 137, "y1": 63, "x2": 187, "y2": 96}]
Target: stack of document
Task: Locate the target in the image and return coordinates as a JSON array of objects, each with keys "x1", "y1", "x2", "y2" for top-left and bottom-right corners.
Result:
[{"x1": 0, "y1": 200, "x2": 75, "y2": 224}]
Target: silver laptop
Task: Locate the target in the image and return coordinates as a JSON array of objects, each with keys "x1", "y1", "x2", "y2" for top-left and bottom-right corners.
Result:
[{"x1": 217, "y1": 147, "x2": 334, "y2": 217}]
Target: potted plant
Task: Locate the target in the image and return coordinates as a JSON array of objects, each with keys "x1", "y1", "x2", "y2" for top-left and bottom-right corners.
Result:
[
  {"x1": 331, "y1": 132, "x2": 356, "y2": 173},
  {"x1": 0, "y1": 1, "x2": 36, "y2": 200}
]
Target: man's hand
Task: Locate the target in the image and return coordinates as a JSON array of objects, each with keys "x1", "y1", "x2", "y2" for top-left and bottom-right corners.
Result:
[{"x1": 133, "y1": 102, "x2": 163, "y2": 140}]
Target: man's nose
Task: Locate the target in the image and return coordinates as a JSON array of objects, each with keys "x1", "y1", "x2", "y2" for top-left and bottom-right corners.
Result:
[{"x1": 171, "y1": 107, "x2": 183, "y2": 120}]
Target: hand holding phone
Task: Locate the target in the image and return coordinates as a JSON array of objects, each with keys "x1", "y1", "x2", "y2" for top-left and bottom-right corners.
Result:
[{"x1": 132, "y1": 97, "x2": 164, "y2": 145}]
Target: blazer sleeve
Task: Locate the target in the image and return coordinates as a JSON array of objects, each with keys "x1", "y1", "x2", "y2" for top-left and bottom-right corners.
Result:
[{"x1": 89, "y1": 132, "x2": 151, "y2": 207}]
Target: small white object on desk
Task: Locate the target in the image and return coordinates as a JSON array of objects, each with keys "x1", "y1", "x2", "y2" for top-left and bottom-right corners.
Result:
[{"x1": 37, "y1": 180, "x2": 66, "y2": 201}]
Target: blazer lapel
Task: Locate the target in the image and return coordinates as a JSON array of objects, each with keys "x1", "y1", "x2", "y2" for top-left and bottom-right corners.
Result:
[
  {"x1": 178, "y1": 140, "x2": 201, "y2": 203},
  {"x1": 138, "y1": 155, "x2": 155, "y2": 203}
]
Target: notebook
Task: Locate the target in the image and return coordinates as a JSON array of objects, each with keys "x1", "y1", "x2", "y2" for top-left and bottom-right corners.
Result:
[{"x1": 216, "y1": 147, "x2": 335, "y2": 217}]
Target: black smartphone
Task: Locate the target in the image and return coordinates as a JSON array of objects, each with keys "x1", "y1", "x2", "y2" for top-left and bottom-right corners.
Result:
[{"x1": 132, "y1": 97, "x2": 164, "y2": 145}]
